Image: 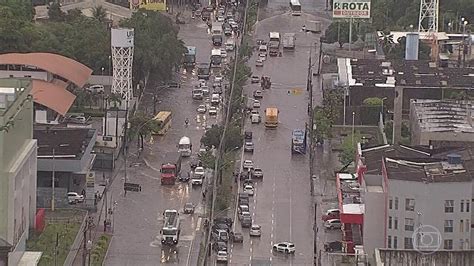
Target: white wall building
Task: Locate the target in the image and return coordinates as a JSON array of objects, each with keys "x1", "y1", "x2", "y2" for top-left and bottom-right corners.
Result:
[{"x1": 0, "y1": 78, "x2": 40, "y2": 265}]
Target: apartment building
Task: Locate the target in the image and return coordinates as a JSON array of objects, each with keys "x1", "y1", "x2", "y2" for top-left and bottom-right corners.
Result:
[
  {"x1": 351, "y1": 144, "x2": 474, "y2": 262},
  {"x1": 0, "y1": 78, "x2": 39, "y2": 265}
]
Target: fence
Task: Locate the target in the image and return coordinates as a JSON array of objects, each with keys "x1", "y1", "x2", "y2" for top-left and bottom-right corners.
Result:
[{"x1": 64, "y1": 213, "x2": 88, "y2": 266}]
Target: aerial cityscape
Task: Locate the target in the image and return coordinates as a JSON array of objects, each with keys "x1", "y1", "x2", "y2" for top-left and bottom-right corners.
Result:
[{"x1": 0, "y1": 0, "x2": 473, "y2": 265}]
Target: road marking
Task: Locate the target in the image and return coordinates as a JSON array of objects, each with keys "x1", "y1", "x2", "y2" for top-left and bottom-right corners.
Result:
[
  {"x1": 196, "y1": 217, "x2": 202, "y2": 231},
  {"x1": 180, "y1": 235, "x2": 194, "y2": 241}
]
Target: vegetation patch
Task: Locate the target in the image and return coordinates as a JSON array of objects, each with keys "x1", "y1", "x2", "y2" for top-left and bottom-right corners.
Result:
[
  {"x1": 90, "y1": 234, "x2": 112, "y2": 266},
  {"x1": 27, "y1": 222, "x2": 81, "y2": 266}
]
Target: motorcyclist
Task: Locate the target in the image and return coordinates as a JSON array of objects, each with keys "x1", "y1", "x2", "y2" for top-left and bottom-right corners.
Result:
[{"x1": 185, "y1": 118, "x2": 189, "y2": 127}]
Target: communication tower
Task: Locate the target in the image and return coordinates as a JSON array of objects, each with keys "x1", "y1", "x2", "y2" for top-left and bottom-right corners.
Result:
[{"x1": 418, "y1": 0, "x2": 439, "y2": 33}]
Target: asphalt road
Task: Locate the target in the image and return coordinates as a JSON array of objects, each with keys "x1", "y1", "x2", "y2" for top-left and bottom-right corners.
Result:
[
  {"x1": 104, "y1": 8, "x2": 224, "y2": 265},
  {"x1": 228, "y1": 10, "x2": 325, "y2": 266}
]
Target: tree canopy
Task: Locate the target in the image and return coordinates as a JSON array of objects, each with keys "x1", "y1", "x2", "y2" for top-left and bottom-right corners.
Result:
[{"x1": 0, "y1": 2, "x2": 185, "y2": 83}]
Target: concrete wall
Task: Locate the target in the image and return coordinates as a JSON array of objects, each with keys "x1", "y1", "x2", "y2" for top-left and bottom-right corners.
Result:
[
  {"x1": 387, "y1": 179, "x2": 472, "y2": 250},
  {"x1": 362, "y1": 175, "x2": 386, "y2": 258}
]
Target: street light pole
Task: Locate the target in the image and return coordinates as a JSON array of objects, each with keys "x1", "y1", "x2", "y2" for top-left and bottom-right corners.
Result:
[{"x1": 351, "y1": 112, "x2": 355, "y2": 146}]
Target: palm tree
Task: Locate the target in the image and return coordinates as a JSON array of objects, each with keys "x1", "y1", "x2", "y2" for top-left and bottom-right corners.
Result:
[
  {"x1": 107, "y1": 92, "x2": 122, "y2": 110},
  {"x1": 380, "y1": 31, "x2": 394, "y2": 55},
  {"x1": 92, "y1": 6, "x2": 107, "y2": 23}
]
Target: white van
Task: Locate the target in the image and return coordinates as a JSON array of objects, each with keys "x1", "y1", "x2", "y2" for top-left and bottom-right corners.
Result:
[
  {"x1": 211, "y1": 93, "x2": 220, "y2": 106},
  {"x1": 225, "y1": 40, "x2": 235, "y2": 51},
  {"x1": 178, "y1": 136, "x2": 192, "y2": 157}
]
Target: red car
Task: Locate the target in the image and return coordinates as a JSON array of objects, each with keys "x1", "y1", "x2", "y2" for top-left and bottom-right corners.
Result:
[{"x1": 322, "y1": 209, "x2": 340, "y2": 221}]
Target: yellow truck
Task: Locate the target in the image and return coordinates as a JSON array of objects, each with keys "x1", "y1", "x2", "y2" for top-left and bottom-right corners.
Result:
[{"x1": 264, "y1": 107, "x2": 278, "y2": 128}]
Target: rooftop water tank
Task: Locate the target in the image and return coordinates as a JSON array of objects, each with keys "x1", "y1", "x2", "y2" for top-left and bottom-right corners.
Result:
[{"x1": 405, "y1": 33, "x2": 419, "y2": 60}]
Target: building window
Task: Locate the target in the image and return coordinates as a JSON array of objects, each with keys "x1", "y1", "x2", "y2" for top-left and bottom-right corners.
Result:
[
  {"x1": 445, "y1": 200, "x2": 454, "y2": 213},
  {"x1": 393, "y1": 236, "x2": 398, "y2": 248},
  {"x1": 389, "y1": 197, "x2": 393, "y2": 210},
  {"x1": 388, "y1": 216, "x2": 392, "y2": 229},
  {"x1": 466, "y1": 219, "x2": 470, "y2": 232},
  {"x1": 444, "y1": 220, "x2": 454, "y2": 233},
  {"x1": 405, "y1": 198, "x2": 415, "y2": 211},
  {"x1": 405, "y1": 218, "x2": 415, "y2": 231},
  {"x1": 460, "y1": 220, "x2": 464, "y2": 232},
  {"x1": 444, "y1": 239, "x2": 453, "y2": 250},
  {"x1": 395, "y1": 197, "x2": 399, "y2": 210},
  {"x1": 394, "y1": 217, "x2": 398, "y2": 230},
  {"x1": 388, "y1": 236, "x2": 392, "y2": 248},
  {"x1": 404, "y1": 237, "x2": 413, "y2": 249},
  {"x1": 466, "y1": 201, "x2": 470, "y2": 213},
  {"x1": 460, "y1": 200, "x2": 464, "y2": 212}
]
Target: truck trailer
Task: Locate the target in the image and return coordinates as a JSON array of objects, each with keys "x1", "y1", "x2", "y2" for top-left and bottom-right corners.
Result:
[
  {"x1": 291, "y1": 129, "x2": 307, "y2": 154},
  {"x1": 161, "y1": 209, "x2": 180, "y2": 245},
  {"x1": 265, "y1": 107, "x2": 279, "y2": 128},
  {"x1": 161, "y1": 152, "x2": 182, "y2": 185},
  {"x1": 268, "y1": 32, "x2": 281, "y2": 56},
  {"x1": 282, "y1": 33, "x2": 295, "y2": 50}
]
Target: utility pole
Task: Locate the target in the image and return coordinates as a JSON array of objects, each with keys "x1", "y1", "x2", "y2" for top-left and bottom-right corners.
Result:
[
  {"x1": 123, "y1": 98, "x2": 129, "y2": 197},
  {"x1": 51, "y1": 147, "x2": 56, "y2": 211}
]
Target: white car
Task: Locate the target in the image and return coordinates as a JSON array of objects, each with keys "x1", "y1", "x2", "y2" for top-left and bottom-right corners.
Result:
[
  {"x1": 253, "y1": 100, "x2": 261, "y2": 108},
  {"x1": 230, "y1": 21, "x2": 239, "y2": 31},
  {"x1": 216, "y1": 250, "x2": 228, "y2": 262},
  {"x1": 86, "y1": 84, "x2": 105, "y2": 93},
  {"x1": 239, "y1": 211, "x2": 251, "y2": 221},
  {"x1": 325, "y1": 219, "x2": 342, "y2": 230},
  {"x1": 243, "y1": 185, "x2": 254, "y2": 196},
  {"x1": 197, "y1": 104, "x2": 207, "y2": 113},
  {"x1": 258, "y1": 53, "x2": 267, "y2": 61},
  {"x1": 209, "y1": 106, "x2": 218, "y2": 116},
  {"x1": 217, "y1": 16, "x2": 225, "y2": 22},
  {"x1": 256, "y1": 59, "x2": 264, "y2": 67},
  {"x1": 273, "y1": 242, "x2": 295, "y2": 254},
  {"x1": 194, "y1": 166, "x2": 205, "y2": 177},
  {"x1": 243, "y1": 160, "x2": 254, "y2": 169},
  {"x1": 67, "y1": 192, "x2": 84, "y2": 204},
  {"x1": 214, "y1": 75, "x2": 223, "y2": 83},
  {"x1": 250, "y1": 224, "x2": 261, "y2": 237}
]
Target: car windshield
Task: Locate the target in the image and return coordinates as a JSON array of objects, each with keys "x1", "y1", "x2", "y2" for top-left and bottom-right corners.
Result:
[
  {"x1": 288, "y1": 244, "x2": 295, "y2": 248},
  {"x1": 163, "y1": 229, "x2": 178, "y2": 235},
  {"x1": 162, "y1": 168, "x2": 175, "y2": 174}
]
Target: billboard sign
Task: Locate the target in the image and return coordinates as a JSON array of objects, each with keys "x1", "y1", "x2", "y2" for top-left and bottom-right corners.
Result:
[
  {"x1": 111, "y1": 28, "x2": 134, "y2": 48},
  {"x1": 130, "y1": 0, "x2": 167, "y2": 11},
  {"x1": 333, "y1": 1, "x2": 371, "y2": 19}
]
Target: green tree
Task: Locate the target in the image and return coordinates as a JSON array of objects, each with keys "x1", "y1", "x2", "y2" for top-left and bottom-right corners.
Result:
[
  {"x1": 120, "y1": 10, "x2": 186, "y2": 82},
  {"x1": 201, "y1": 125, "x2": 223, "y2": 149},
  {"x1": 128, "y1": 112, "x2": 160, "y2": 149},
  {"x1": 92, "y1": 6, "x2": 107, "y2": 23},
  {"x1": 314, "y1": 107, "x2": 332, "y2": 140},
  {"x1": 324, "y1": 21, "x2": 350, "y2": 48},
  {"x1": 223, "y1": 125, "x2": 243, "y2": 152},
  {"x1": 339, "y1": 132, "x2": 362, "y2": 165},
  {"x1": 363, "y1": 97, "x2": 383, "y2": 106},
  {"x1": 48, "y1": 2, "x2": 65, "y2": 22}
]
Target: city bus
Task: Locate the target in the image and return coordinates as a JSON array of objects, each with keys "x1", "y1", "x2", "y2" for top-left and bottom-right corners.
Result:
[
  {"x1": 153, "y1": 111, "x2": 172, "y2": 135},
  {"x1": 289, "y1": 0, "x2": 301, "y2": 16}
]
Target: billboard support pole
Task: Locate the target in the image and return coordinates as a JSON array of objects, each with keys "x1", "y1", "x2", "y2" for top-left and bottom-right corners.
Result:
[{"x1": 349, "y1": 17, "x2": 353, "y2": 52}]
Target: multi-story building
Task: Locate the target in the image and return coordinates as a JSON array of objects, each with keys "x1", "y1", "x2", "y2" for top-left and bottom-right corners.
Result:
[
  {"x1": 334, "y1": 144, "x2": 474, "y2": 263},
  {"x1": 409, "y1": 99, "x2": 474, "y2": 147},
  {"x1": 0, "y1": 78, "x2": 39, "y2": 265}
]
